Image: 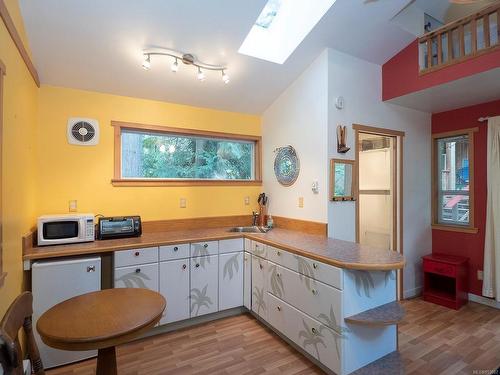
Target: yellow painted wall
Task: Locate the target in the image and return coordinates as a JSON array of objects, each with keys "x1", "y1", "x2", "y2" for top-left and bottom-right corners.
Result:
[
  {"x1": 0, "y1": 0, "x2": 39, "y2": 315},
  {"x1": 37, "y1": 86, "x2": 262, "y2": 220}
]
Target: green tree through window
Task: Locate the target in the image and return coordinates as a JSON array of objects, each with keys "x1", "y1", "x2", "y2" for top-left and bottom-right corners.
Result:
[{"x1": 121, "y1": 130, "x2": 254, "y2": 180}]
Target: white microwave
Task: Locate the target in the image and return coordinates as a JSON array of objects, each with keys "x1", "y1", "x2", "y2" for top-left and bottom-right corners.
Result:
[{"x1": 37, "y1": 214, "x2": 95, "y2": 246}]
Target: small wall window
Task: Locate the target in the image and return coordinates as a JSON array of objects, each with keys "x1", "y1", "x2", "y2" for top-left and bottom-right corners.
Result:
[
  {"x1": 112, "y1": 121, "x2": 262, "y2": 186},
  {"x1": 432, "y1": 128, "x2": 478, "y2": 233}
]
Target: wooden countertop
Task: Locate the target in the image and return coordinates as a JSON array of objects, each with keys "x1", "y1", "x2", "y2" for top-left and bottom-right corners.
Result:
[{"x1": 23, "y1": 228, "x2": 405, "y2": 271}]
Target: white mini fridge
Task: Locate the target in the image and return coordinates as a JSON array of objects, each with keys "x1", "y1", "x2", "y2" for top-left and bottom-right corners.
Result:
[{"x1": 32, "y1": 257, "x2": 101, "y2": 368}]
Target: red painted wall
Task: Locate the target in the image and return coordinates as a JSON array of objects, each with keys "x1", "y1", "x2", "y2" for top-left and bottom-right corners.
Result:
[
  {"x1": 432, "y1": 99, "x2": 500, "y2": 296},
  {"x1": 383, "y1": 40, "x2": 500, "y2": 101}
]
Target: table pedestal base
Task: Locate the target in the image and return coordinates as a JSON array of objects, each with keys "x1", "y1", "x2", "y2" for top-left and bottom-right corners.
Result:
[{"x1": 96, "y1": 346, "x2": 117, "y2": 375}]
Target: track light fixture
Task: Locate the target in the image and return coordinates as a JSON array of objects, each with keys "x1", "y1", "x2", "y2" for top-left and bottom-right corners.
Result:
[{"x1": 142, "y1": 48, "x2": 229, "y2": 83}]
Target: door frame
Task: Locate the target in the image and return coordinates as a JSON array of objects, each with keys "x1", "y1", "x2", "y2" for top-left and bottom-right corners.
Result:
[{"x1": 353, "y1": 124, "x2": 405, "y2": 300}]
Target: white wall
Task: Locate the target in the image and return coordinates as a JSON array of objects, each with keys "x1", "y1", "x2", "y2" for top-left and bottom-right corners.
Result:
[
  {"x1": 327, "y1": 49, "x2": 432, "y2": 298},
  {"x1": 262, "y1": 50, "x2": 329, "y2": 223}
]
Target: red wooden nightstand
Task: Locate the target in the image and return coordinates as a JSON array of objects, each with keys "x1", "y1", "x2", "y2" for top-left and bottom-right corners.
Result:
[{"x1": 422, "y1": 254, "x2": 468, "y2": 310}]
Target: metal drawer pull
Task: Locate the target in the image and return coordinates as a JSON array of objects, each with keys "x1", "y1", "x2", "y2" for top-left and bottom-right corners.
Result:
[
  {"x1": 182, "y1": 264, "x2": 187, "y2": 270},
  {"x1": 276, "y1": 273, "x2": 281, "y2": 278},
  {"x1": 204, "y1": 244, "x2": 208, "y2": 248},
  {"x1": 259, "y1": 264, "x2": 263, "y2": 270},
  {"x1": 277, "y1": 306, "x2": 281, "y2": 311},
  {"x1": 134, "y1": 251, "x2": 140, "y2": 257},
  {"x1": 313, "y1": 263, "x2": 318, "y2": 269},
  {"x1": 311, "y1": 327, "x2": 318, "y2": 335},
  {"x1": 86, "y1": 266, "x2": 95, "y2": 273},
  {"x1": 277, "y1": 251, "x2": 281, "y2": 256},
  {"x1": 135, "y1": 268, "x2": 141, "y2": 273},
  {"x1": 174, "y1": 246, "x2": 179, "y2": 252},
  {"x1": 311, "y1": 289, "x2": 318, "y2": 295},
  {"x1": 195, "y1": 263, "x2": 200, "y2": 268}
]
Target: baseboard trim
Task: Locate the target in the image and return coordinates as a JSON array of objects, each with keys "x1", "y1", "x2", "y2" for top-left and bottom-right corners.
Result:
[
  {"x1": 468, "y1": 293, "x2": 500, "y2": 309},
  {"x1": 403, "y1": 286, "x2": 422, "y2": 299}
]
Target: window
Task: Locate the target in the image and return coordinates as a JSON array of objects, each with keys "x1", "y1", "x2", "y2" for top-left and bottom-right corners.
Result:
[
  {"x1": 112, "y1": 122, "x2": 261, "y2": 186},
  {"x1": 432, "y1": 128, "x2": 477, "y2": 233}
]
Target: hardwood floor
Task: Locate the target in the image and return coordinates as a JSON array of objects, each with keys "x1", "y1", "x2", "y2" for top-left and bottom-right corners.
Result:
[
  {"x1": 46, "y1": 298, "x2": 500, "y2": 375},
  {"x1": 399, "y1": 298, "x2": 500, "y2": 375}
]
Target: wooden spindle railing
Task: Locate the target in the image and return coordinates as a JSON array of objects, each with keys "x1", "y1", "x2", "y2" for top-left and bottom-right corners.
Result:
[{"x1": 418, "y1": 2, "x2": 500, "y2": 74}]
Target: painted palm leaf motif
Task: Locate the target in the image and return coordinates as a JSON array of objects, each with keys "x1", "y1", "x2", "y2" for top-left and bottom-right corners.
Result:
[
  {"x1": 252, "y1": 286, "x2": 266, "y2": 314},
  {"x1": 317, "y1": 306, "x2": 348, "y2": 359},
  {"x1": 298, "y1": 319, "x2": 326, "y2": 360},
  {"x1": 253, "y1": 245, "x2": 266, "y2": 257},
  {"x1": 192, "y1": 244, "x2": 211, "y2": 269},
  {"x1": 269, "y1": 265, "x2": 285, "y2": 298},
  {"x1": 295, "y1": 256, "x2": 315, "y2": 291},
  {"x1": 353, "y1": 270, "x2": 375, "y2": 297},
  {"x1": 115, "y1": 270, "x2": 151, "y2": 289},
  {"x1": 384, "y1": 270, "x2": 396, "y2": 287},
  {"x1": 223, "y1": 253, "x2": 240, "y2": 280},
  {"x1": 190, "y1": 285, "x2": 213, "y2": 316}
]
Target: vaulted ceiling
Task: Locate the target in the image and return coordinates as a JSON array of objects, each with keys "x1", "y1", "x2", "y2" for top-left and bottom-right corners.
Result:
[{"x1": 20, "y1": 0, "x2": 429, "y2": 114}]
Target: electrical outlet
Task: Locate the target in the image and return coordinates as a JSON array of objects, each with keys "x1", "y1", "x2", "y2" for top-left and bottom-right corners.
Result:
[
  {"x1": 180, "y1": 198, "x2": 187, "y2": 208},
  {"x1": 69, "y1": 200, "x2": 77, "y2": 212},
  {"x1": 244, "y1": 196, "x2": 250, "y2": 205},
  {"x1": 298, "y1": 197, "x2": 304, "y2": 208},
  {"x1": 477, "y1": 270, "x2": 483, "y2": 280}
]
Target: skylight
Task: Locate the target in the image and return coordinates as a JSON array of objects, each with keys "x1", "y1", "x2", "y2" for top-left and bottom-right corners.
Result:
[{"x1": 238, "y1": 0, "x2": 336, "y2": 64}]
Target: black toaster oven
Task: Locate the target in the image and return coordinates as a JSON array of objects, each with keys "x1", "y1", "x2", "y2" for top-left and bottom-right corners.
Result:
[{"x1": 97, "y1": 216, "x2": 142, "y2": 240}]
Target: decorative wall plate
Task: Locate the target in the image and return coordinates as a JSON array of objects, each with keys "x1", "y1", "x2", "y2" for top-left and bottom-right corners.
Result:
[{"x1": 274, "y1": 146, "x2": 300, "y2": 186}]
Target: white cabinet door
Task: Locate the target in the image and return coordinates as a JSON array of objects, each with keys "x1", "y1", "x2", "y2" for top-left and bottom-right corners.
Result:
[
  {"x1": 114, "y1": 263, "x2": 159, "y2": 291},
  {"x1": 159, "y1": 259, "x2": 190, "y2": 325},
  {"x1": 243, "y1": 251, "x2": 252, "y2": 309},
  {"x1": 251, "y1": 255, "x2": 268, "y2": 321},
  {"x1": 219, "y1": 252, "x2": 243, "y2": 310},
  {"x1": 190, "y1": 255, "x2": 218, "y2": 317}
]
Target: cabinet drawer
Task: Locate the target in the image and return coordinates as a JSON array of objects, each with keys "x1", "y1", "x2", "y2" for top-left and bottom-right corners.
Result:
[
  {"x1": 159, "y1": 243, "x2": 189, "y2": 261},
  {"x1": 191, "y1": 241, "x2": 218, "y2": 258},
  {"x1": 268, "y1": 264, "x2": 342, "y2": 333},
  {"x1": 267, "y1": 293, "x2": 341, "y2": 375},
  {"x1": 251, "y1": 241, "x2": 267, "y2": 258},
  {"x1": 114, "y1": 247, "x2": 159, "y2": 268},
  {"x1": 219, "y1": 238, "x2": 244, "y2": 254},
  {"x1": 297, "y1": 255, "x2": 342, "y2": 290},
  {"x1": 114, "y1": 263, "x2": 159, "y2": 291},
  {"x1": 268, "y1": 246, "x2": 298, "y2": 272},
  {"x1": 424, "y1": 260, "x2": 455, "y2": 277}
]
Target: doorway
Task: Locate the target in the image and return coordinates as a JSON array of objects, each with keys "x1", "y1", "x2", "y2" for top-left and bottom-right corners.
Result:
[{"x1": 354, "y1": 124, "x2": 404, "y2": 298}]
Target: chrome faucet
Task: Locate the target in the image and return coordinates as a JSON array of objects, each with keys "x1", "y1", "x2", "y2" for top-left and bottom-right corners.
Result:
[{"x1": 252, "y1": 211, "x2": 259, "y2": 226}]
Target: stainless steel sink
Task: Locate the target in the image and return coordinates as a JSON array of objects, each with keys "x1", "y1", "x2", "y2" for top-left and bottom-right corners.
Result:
[{"x1": 228, "y1": 226, "x2": 271, "y2": 233}]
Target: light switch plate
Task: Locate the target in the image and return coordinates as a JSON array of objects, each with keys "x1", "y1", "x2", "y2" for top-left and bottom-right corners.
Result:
[
  {"x1": 477, "y1": 270, "x2": 483, "y2": 280},
  {"x1": 298, "y1": 197, "x2": 304, "y2": 208},
  {"x1": 180, "y1": 198, "x2": 187, "y2": 208},
  {"x1": 69, "y1": 200, "x2": 77, "y2": 212},
  {"x1": 244, "y1": 196, "x2": 250, "y2": 205}
]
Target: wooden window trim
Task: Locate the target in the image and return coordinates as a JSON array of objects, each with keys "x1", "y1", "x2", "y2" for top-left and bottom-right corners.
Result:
[
  {"x1": 431, "y1": 127, "x2": 479, "y2": 234},
  {"x1": 0, "y1": 59, "x2": 5, "y2": 288},
  {"x1": 111, "y1": 121, "x2": 262, "y2": 187}
]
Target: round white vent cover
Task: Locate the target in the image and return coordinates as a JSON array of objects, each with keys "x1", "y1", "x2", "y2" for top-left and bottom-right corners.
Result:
[{"x1": 67, "y1": 118, "x2": 99, "y2": 146}]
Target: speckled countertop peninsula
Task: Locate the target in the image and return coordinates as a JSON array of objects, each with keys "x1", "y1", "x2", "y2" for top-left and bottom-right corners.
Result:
[{"x1": 23, "y1": 228, "x2": 405, "y2": 271}]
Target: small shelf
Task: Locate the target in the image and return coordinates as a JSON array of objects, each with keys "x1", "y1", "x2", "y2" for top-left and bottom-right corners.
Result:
[
  {"x1": 344, "y1": 302, "x2": 405, "y2": 326},
  {"x1": 350, "y1": 351, "x2": 403, "y2": 375}
]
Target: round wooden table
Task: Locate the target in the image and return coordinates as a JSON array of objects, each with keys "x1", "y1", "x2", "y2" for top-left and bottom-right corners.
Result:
[{"x1": 37, "y1": 288, "x2": 166, "y2": 375}]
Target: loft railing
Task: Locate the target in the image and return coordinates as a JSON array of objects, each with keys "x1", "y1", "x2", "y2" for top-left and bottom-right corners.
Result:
[{"x1": 418, "y1": 2, "x2": 500, "y2": 74}]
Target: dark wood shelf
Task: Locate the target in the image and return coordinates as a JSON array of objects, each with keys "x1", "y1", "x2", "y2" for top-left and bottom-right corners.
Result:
[{"x1": 344, "y1": 301, "x2": 405, "y2": 326}]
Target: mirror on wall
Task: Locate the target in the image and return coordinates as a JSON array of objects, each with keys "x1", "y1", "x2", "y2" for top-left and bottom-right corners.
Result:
[{"x1": 330, "y1": 159, "x2": 357, "y2": 201}]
